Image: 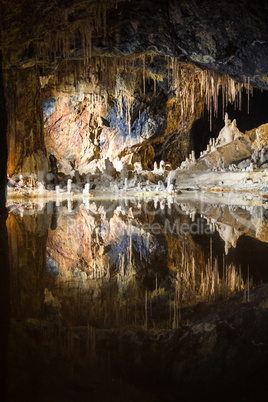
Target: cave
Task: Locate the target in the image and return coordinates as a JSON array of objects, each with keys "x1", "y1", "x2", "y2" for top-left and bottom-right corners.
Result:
[{"x1": 1, "y1": 1, "x2": 268, "y2": 401}]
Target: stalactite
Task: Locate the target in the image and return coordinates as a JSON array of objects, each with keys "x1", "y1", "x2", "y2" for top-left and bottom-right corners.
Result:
[
  {"x1": 36, "y1": 18, "x2": 255, "y2": 142},
  {"x1": 128, "y1": 104, "x2": 131, "y2": 137},
  {"x1": 222, "y1": 81, "x2": 225, "y2": 120},
  {"x1": 224, "y1": 76, "x2": 228, "y2": 112},
  {"x1": 174, "y1": 58, "x2": 180, "y2": 98},
  {"x1": 191, "y1": 86, "x2": 194, "y2": 114},
  {"x1": 209, "y1": 94, "x2": 212, "y2": 132}
]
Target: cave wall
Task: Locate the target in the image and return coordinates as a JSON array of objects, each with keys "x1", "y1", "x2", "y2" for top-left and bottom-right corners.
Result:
[
  {"x1": 4, "y1": 55, "x2": 263, "y2": 179},
  {"x1": 5, "y1": 67, "x2": 48, "y2": 180},
  {"x1": 2, "y1": 1, "x2": 268, "y2": 90},
  {"x1": 1, "y1": 0, "x2": 268, "y2": 180},
  {"x1": 40, "y1": 58, "x2": 208, "y2": 175}
]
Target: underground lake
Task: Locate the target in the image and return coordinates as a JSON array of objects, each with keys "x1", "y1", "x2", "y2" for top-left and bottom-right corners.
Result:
[{"x1": 2, "y1": 194, "x2": 268, "y2": 401}]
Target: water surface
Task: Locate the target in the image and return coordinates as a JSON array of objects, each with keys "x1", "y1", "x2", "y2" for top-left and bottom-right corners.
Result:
[{"x1": 5, "y1": 194, "x2": 268, "y2": 401}]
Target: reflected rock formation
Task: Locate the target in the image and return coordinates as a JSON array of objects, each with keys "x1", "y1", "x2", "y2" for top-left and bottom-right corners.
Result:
[
  {"x1": 7, "y1": 196, "x2": 268, "y2": 330},
  {"x1": 6, "y1": 197, "x2": 268, "y2": 401}
]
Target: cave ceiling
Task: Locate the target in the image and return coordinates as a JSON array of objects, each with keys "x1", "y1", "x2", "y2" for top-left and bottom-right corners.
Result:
[{"x1": 1, "y1": 0, "x2": 268, "y2": 90}]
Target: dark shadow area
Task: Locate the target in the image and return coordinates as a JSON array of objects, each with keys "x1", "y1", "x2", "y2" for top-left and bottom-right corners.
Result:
[
  {"x1": 227, "y1": 234, "x2": 268, "y2": 284},
  {"x1": 227, "y1": 87, "x2": 268, "y2": 133},
  {"x1": 0, "y1": 214, "x2": 10, "y2": 402},
  {"x1": 193, "y1": 223, "x2": 268, "y2": 285},
  {"x1": 191, "y1": 87, "x2": 268, "y2": 157},
  {"x1": 0, "y1": 51, "x2": 8, "y2": 209},
  {"x1": 0, "y1": 50, "x2": 10, "y2": 402}
]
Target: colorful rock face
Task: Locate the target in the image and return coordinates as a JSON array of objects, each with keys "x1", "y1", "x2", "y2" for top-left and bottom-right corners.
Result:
[
  {"x1": 1, "y1": 0, "x2": 268, "y2": 186},
  {"x1": 5, "y1": 67, "x2": 48, "y2": 179},
  {"x1": 41, "y1": 58, "x2": 221, "y2": 176}
]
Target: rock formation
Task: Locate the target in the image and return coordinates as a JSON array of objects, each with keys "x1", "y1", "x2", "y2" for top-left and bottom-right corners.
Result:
[
  {"x1": 1, "y1": 3, "x2": 268, "y2": 400},
  {"x1": 1, "y1": 0, "x2": 268, "y2": 185}
]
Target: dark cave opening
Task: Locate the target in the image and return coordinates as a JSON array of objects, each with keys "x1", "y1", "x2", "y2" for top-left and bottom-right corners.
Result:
[{"x1": 190, "y1": 87, "x2": 268, "y2": 158}]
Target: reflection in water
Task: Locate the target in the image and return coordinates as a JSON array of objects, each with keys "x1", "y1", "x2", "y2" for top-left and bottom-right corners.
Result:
[{"x1": 6, "y1": 195, "x2": 268, "y2": 401}]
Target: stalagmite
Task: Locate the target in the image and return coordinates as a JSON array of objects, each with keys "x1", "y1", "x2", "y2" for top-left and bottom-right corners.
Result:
[
  {"x1": 83, "y1": 182, "x2": 90, "y2": 195},
  {"x1": 37, "y1": 181, "x2": 45, "y2": 194},
  {"x1": 124, "y1": 178, "x2": 128, "y2": 191},
  {"x1": 83, "y1": 198, "x2": 90, "y2": 210},
  {"x1": 260, "y1": 148, "x2": 265, "y2": 164},
  {"x1": 159, "y1": 160, "x2": 165, "y2": 172},
  {"x1": 160, "y1": 199, "x2": 165, "y2": 210},
  {"x1": 167, "y1": 176, "x2": 171, "y2": 189},
  {"x1": 67, "y1": 199, "x2": 72, "y2": 213},
  {"x1": 67, "y1": 179, "x2": 72, "y2": 194}
]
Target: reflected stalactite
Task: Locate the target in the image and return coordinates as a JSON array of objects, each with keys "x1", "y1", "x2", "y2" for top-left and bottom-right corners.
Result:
[
  {"x1": 5, "y1": 196, "x2": 267, "y2": 341},
  {"x1": 7, "y1": 211, "x2": 49, "y2": 318},
  {"x1": 36, "y1": 199, "x2": 264, "y2": 329}
]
